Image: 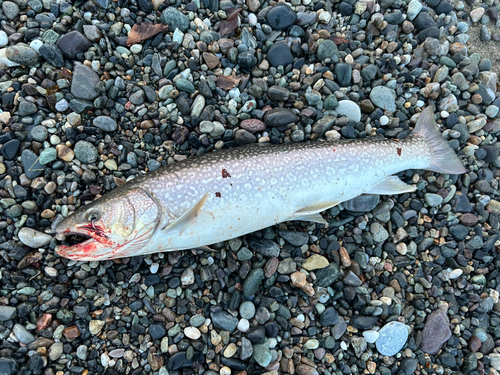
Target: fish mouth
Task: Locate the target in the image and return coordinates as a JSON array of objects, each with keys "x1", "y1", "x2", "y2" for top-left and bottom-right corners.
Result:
[{"x1": 55, "y1": 224, "x2": 116, "y2": 261}]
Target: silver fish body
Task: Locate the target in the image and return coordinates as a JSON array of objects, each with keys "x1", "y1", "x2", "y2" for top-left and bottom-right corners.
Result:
[{"x1": 55, "y1": 108, "x2": 466, "y2": 261}]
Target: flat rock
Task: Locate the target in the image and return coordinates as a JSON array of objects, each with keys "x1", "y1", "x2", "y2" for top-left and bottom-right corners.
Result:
[
  {"x1": 5, "y1": 44, "x2": 38, "y2": 66},
  {"x1": 266, "y1": 43, "x2": 293, "y2": 67},
  {"x1": 336, "y1": 100, "x2": 361, "y2": 122},
  {"x1": 71, "y1": 64, "x2": 100, "y2": 101},
  {"x1": 369, "y1": 86, "x2": 396, "y2": 112},
  {"x1": 161, "y1": 8, "x2": 190, "y2": 32},
  {"x1": 56, "y1": 31, "x2": 92, "y2": 59},
  {"x1": 18, "y1": 228, "x2": 52, "y2": 248},
  {"x1": 266, "y1": 4, "x2": 297, "y2": 30},
  {"x1": 263, "y1": 108, "x2": 298, "y2": 127},
  {"x1": 421, "y1": 305, "x2": 452, "y2": 355},
  {"x1": 376, "y1": 321, "x2": 409, "y2": 356}
]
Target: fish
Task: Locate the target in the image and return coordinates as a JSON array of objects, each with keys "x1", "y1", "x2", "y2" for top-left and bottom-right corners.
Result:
[{"x1": 54, "y1": 107, "x2": 466, "y2": 261}]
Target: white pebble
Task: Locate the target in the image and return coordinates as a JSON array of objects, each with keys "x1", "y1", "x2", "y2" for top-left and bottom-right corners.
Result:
[
  {"x1": 29, "y1": 39, "x2": 43, "y2": 52},
  {"x1": 0, "y1": 31, "x2": 8, "y2": 47},
  {"x1": 379, "y1": 115, "x2": 389, "y2": 126},
  {"x1": 449, "y1": 269, "x2": 463, "y2": 279},
  {"x1": 363, "y1": 330, "x2": 379, "y2": 343},
  {"x1": 130, "y1": 44, "x2": 142, "y2": 54},
  {"x1": 248, "y1": 13, "x2": 257, "y2": 26},
  {"x1": 237, "y1": 319, "x2": 249, "y2": 332},
  {"x1": 18, "y1": 228, "x2": 52, "y2": 248},
  {"x1": 184, "y1": 327, "x2": 201, "y2": 340},
  {"x1": 150, "y1": 263, "x2": 159, "y2": 274}
]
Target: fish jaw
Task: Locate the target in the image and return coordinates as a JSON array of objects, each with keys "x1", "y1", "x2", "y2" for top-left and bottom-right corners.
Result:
[{"x1": 55, "y1": 223, "x2": 121, "y2": 261}]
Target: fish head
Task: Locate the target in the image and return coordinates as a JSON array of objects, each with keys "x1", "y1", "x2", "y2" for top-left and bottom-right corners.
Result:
[{"x1": 55, "y1": 188, "x2": 161, "y2": 261}]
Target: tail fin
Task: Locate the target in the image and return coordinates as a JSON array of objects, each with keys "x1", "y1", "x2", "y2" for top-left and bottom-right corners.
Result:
[{"x1": 413, "y1": 107, "x2": 466, "y2": 174}]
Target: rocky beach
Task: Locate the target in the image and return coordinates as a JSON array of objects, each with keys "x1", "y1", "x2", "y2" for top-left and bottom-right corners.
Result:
[{"x1": 0, "y1": 0, "x2": 499, "y2": 374}]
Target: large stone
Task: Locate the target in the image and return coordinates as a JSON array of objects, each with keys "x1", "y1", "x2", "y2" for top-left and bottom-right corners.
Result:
[
  {"x1": 369, "y1": 86, "x2": 396, "y2": 112},
  {"x1": 266, "y1": 43, "x2": 293, "y2": 67},
  {"x1": 421, "y1": 305, "x2": 452, "y2": 355},
  {"x1": 266, "y1": 4, "x2": 297, "y2": 30},
  {"x1": 263, "y1": 108, "x2": 298, "y2": 127},
  {"x1": 336, "y1": 100, "x2": 361, "y2": 122},
  {"x1": 56, "y1": 31, "x2": 92, "y2": 59},
  {"x1": 71, "y1": 64, "x2": 100, "y2": 101},
  {"x1": 5, "y1": 44, "x2": 38, "y2": 66},
  {"x1": 161, "y1": 8, "x2": 190, "y2": 32}
]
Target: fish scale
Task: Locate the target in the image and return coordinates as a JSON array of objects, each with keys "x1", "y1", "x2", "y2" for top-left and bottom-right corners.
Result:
[{"x1": 55, "y1": 108, "x2": 466, "y2": 261}]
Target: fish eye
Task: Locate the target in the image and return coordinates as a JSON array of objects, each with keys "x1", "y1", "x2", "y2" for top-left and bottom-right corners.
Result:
[{"x1": 86, "y1": 211, "x2": 100, "y2": 222}]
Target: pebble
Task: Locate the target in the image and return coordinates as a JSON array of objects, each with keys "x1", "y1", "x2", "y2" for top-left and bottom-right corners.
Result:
[
  {"x1": 335, "y1": 100, "x2": 361, "y2": 122},
  {"x1": 302, "y1": 254, "x2": 329, "y2": 270},
  {"x1": 211, "y1": 311, "x2": 238, "y2": 333},
  {"x1": 369, "y1": 86, "x2": 396, "y2": 112},
  {"x1": 18, "y1": 228, "x2": 52, "y2": 248},
  {"x1": 13, "y1": 324, "x2": 35, "y2": 344},
  {"x1": 421, "y1": 305, "x2": 452, "y2": 355},
  {"x1": 375, "y1": 322, "x2": 408, "y2": 356},
  {"x1": 184, "y1": 327, "x2": 201, "y2": 339},
  {"x1": 266, "y1": 4, "x2": 297, "y2": 30},
  {"x1": 93, "y1": 116, "x2": 118, "y2": 132}
]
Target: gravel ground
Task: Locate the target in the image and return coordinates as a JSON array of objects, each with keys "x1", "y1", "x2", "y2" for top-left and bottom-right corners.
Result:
[{"x1": 0, "y1": 0, "x2": 500, "y2": 374}]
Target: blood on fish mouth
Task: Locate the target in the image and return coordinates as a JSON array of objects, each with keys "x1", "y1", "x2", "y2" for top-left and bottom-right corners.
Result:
[{"x1": 55, "y1": 224, "x2": 114, "y2": 259}]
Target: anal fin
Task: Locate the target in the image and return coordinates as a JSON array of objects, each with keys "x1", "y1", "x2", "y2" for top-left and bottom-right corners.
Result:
[
  {"x1": 367, "y1": 176, "x2": 416, "y2": 195},
  {"x1": 162, "y1": 192, "x2": 210, "y2": 233},
  {"x1": 290, "y1": 201, "x2": 340, "y2": 225},
  {"x1": 290, "y1": 213, "x2": 329, "y2": 225}
]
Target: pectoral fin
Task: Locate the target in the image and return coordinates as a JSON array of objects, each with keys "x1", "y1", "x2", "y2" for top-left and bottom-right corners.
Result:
[
  {"x1": 290, "y1": 201, "x2": 341, "y2": 224},
  {"x1": 162, "y1": 192, "x2": 210, "y2": 233},
  {"x1": 367, "y1": 176, "x2": 416, "y2": 195}
]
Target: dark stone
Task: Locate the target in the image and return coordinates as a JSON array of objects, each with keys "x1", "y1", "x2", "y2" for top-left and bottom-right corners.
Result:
[
  {"x1": 265, "y1": 322, "x2": 279, "y2": 337},
  {"x1": 314, "y1": 263, "x2": 340, "y2": 287},
  {"x1": 220, "y1": 357, "x2": 246, "y2": 371},
  {"x1": 210, "y1": 310, "x2": 238, "y2": 333},
  {"x1": 413, "y1": 12, "x2": 436, "y2": 31},
  {"x1": 335, "y1": 62, "x2": 352, "y2": 86},
  {"x1": 320, "y1": 307, "x2": 339, "y2": 326},
  {"x1": 417, "y1": 27, "x2": 439, "y2": 42},
  {"x1": 148, "y1": 323, "x2": 166, "y2": 339},
  {"x1": 39, "y1": 43, "x2": 64, "y2": 67},
  {"x1": 167, "y1": 352, "x2": 205, "y2": 371},
  {"x1": 266, "y1": 43, "x2": 293, "y2": 67},
  {"x1": 481, "y1": 145, "x2": 499, "y2": 163},
  {"x1": 397, "y1": 358, "x2": 418, "y2": 375},
  {"x1": 237, "y1": 51, "x2": 257, "y2": 70},
  {"x1": 235, "y1": 129, "x2": 257, "y2": 145},
  {"x1": 435, "y1": 0, "x2": 453, "y2": 14},
  {"x1": 263, "y1": 108, "x2": 298, "y2": 127},
  {"x1": 338, "y1": 2, "x2": 354, "y2": 15},
  {"x1": 56, "y1": 31, "x2": 92, "y2": 59},
  {"x1": 29, "y1": 354, "x2": 44, "y2": 374},
  {"x1": 1, "y1": 139, "x2": 20, "y2": 160},
  {"x1": 247, "y1": 325, "x2": 266, "y2": 343},
  {"x1": 0, "y1": 358, "x2": 18, "y2": 375},
  {"x1": 351, "y1": 315, "x2": 378, "y2": 329},
  {"x1": 266, "y1": 4, "x2": 297, "y2": 30}
]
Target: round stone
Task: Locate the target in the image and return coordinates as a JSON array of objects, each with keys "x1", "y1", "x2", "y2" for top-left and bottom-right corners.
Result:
[
  {"x1": 74, "y1": 141, "x2": 98, "y2": 164},
  {"x1": 375, "y1": 321, "x2": 408, "y2": 356}
]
